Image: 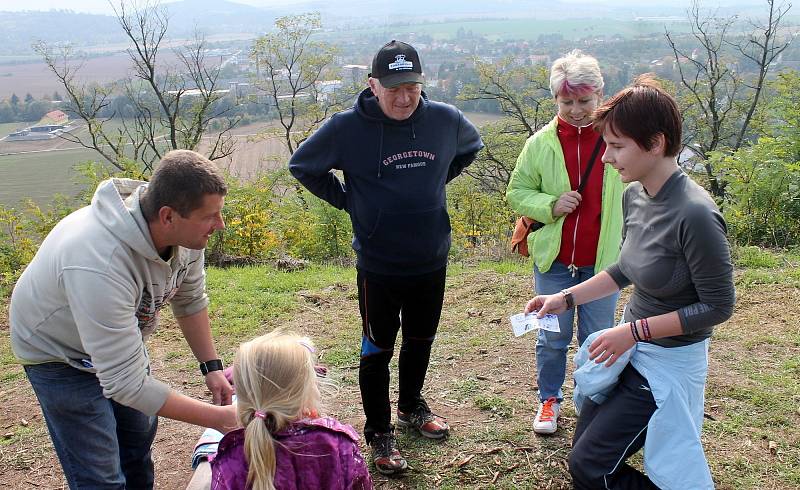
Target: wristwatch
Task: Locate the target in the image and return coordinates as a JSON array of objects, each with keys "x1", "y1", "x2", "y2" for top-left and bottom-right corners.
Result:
[
  {"x1": 560, "y1": 289, "x2": 575, "y2": 309},
  {"x1": 199, "y1": 359, "x2": 224, "y2": 376}
]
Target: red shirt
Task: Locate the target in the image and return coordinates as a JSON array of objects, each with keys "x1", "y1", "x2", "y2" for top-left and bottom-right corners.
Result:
[{"x1": 555, "y1": 116, "x2": 605, "y2": 269}]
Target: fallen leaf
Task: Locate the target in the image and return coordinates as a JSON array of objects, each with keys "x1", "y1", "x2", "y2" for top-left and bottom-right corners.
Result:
[{"x1": 768, "y1": 440, "x2": 778, "y2": 455}]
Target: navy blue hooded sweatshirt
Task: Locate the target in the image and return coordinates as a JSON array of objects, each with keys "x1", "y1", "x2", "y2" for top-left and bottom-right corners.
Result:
[{"x1": 289, "y1": 88, "x2": 484, "y2": 275}]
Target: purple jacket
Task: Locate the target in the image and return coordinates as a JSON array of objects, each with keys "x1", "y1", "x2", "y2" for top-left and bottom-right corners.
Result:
[{"x1": 210, "y1": 417, "x2": 373, "y2": 490}]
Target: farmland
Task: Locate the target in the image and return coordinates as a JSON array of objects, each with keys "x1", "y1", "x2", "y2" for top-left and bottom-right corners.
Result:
[
  {"x1": 0, "y1": 51, "x2": 185, "y2": 101},
  {"x1": 0, "y1": 112, "x2": 502, "y2": 207}
]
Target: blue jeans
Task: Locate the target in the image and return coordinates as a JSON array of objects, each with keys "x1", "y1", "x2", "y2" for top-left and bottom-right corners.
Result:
[
  {"x1": 24, "y1": 363, "x2": 158, "y2": 490},
  {"x1": 534, "y1": 262, "x2": 620, "y2": 402}
]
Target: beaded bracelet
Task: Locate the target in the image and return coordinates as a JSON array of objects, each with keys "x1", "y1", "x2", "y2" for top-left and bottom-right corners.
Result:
[{"x1": 641, "y1": 317, "x2": 651, "y2": 341}]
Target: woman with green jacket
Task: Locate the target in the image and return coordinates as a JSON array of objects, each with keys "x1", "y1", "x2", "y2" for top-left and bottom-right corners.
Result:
[{"x1": 506, "y1": 50, "x2": 624, "y2": 435}]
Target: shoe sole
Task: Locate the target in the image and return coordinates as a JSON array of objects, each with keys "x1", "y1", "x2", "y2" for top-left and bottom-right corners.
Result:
[
  {"x1": 533, "y1": 425, "x2": 557, "y2": 435},
  {"x1": 396, "y1": 418, "x2": 449, "y2": 439},
  {"x1": 374, "y1": 460, "x2": 408, "y2": 475}
]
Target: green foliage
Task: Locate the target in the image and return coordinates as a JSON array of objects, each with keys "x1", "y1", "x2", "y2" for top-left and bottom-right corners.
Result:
[
  {"x1": 208, "y1": 170, "x2": 352, "y2": 263},
  {"x1": 211, "y1": 174, "x2": 281, "y2": 259},
  {"x1": 447, "y1": 175, "x2": 515, "y2": 257},
  {"x1": 0, "y1": 196, "x2": 84, "y2": 296},
  {"x1": 713, "y1": 71, "x2": 800, "y2": 248},
  {"x1": 0, "y1": 207, "x2": 37, "y2": 295}
]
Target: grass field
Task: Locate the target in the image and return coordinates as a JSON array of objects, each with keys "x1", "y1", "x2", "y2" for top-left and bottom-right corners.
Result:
[
  {"x1": 0, "y1": 147, "x2": 98, "y2": 207},
  {"x1": 1, "y1": 249, "x2": 798, "y2": 488},
  {"x1": 0, "y1": 122, "x2": 28, "y2": 135},
  {"x1": 328, "y1": 17, "x2": 692, "y2": 42}
]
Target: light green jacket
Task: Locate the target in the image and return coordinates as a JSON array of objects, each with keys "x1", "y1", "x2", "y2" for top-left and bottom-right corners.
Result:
[{"x1": 506, "y1": 117, "x2": 624, "y2": 274}]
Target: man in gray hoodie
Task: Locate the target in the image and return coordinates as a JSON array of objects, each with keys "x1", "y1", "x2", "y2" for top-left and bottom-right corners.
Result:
[{"x1": 10, "y1": 150, "x2": 236, "y2": 489}]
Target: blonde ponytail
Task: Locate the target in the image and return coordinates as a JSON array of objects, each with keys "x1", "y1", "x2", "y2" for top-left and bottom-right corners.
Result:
[
  {"x1": 243, "y1": 410, "x2": 277, "y2": 490},
  {"x1": 233, "y1": 330, "x2": 321, "y2": 490}
]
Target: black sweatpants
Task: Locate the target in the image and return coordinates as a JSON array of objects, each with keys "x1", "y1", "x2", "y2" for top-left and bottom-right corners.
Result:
[
  {"x1": 357, "y1": 266, "x2": 446, "y2": 444},
  {"x1": 569, "y1": 365, "x2": 660, "y2": 489}
]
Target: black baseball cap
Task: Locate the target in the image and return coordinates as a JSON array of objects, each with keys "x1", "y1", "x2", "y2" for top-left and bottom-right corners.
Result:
[{"x1": 369, "y1": 40, "x2": 424, "y2": 88}]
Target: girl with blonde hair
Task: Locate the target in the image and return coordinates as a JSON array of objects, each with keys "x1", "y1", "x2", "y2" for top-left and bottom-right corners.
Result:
[{"x1": 210, "y1": 331, "x2": 372, "y2": 490}]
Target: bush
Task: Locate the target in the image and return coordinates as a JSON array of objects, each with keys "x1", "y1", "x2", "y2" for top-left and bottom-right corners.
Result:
[
  {"x1": 447, "y1": 175, "x2": 515, "y2": 258},
  {"x1": 713, "y1": 137, "x2": 800, "y2": 248}
]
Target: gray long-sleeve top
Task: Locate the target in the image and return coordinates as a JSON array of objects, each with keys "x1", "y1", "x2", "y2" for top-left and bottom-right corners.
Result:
[{"x1": 606, "y1": 170, "x2": 735, "y2": 347}]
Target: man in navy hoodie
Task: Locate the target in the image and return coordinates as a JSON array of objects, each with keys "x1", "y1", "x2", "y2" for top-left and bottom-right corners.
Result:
[{"x1": 289, "y1": 40, "x2": 483, "y2": 475}]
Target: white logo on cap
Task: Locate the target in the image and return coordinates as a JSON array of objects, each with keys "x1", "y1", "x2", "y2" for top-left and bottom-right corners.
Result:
[{"x1": 388, "y1": 54, "x2": 414, "y2": 71}]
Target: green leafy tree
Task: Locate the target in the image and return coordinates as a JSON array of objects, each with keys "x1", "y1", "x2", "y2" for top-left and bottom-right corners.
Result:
[
  {"x1": 251, "y1": 12, "x2": 353, "y2": 156},
  {"x1": 458, "y1": 57, "x2": 552, "y2": 195},
  {"x1": 712, "y1": 70, "x2": 800, "y2": 247},
  {"x1": 666, "y1": 0, "x2": 793, "y2": 197}
]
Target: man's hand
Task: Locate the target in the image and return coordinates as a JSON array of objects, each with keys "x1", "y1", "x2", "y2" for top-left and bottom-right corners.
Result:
[
  {"x1": 588, "y1": 324, "x2": 636, "y2": 367},
  {"x1": 552, "y1": 190, "x2": 582, "y2": 217},
  {"x1": 205, "y1": 370, "x2": 234, "y2": 406}
]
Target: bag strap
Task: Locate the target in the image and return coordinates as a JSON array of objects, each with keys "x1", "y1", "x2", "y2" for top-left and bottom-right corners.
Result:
[{"x1": 575, "y1": 137, "x2": 605, "y2": 194}]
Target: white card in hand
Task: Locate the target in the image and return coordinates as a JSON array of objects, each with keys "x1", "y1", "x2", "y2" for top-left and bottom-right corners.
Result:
[{"x1": 509, "y1": 312, "x2": 561, "y2": 337}]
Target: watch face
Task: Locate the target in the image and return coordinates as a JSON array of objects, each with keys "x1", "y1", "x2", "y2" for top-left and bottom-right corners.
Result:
[{"x1": 200, "y1": 359, "x2": 223, "y2": 375}]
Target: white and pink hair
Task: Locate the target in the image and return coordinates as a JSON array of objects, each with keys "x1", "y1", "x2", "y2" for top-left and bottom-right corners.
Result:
[{"x1": 549, "y1": 49, "x2": 604, "y2": 98}]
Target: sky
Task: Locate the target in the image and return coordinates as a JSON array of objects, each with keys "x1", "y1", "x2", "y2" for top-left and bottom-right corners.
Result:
[
  {"x1": 0, "y1": 0, "x2": 305, "y2": 14},
  {"x1": 0, "y1": 0, "x2": 766, "y2": 15},
  {"x1": 0, "y1": 0, "x2": 701, "y2": 14}
]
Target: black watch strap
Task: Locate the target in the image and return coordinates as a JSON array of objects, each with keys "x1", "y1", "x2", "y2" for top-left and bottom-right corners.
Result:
[{"x1": 199, "y1": 359, "x2": 224, "y2": 376}]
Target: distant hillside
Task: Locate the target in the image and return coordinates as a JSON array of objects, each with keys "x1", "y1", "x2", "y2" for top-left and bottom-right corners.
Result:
[
  {"x1": 0, "y1": 10, "x2": 123, "y2": 56},
  {"x1": 161, "y1": 0, "x2": 276, "y2": 35},
  {"x1": 280, "y1": 0, "x2": 772, "y2": 22},
  {"x1": 0, "y1": 1, "x2": 276, "y2": 58}
]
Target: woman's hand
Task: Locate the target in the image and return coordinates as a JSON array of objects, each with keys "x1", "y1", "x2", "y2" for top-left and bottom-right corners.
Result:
[
  {"x1": 552, "y1": 191, "x2": 582, "y2": 217},
  {"x1": 211, "y1": 403, "x2": 240, "y2": 434},
  {"x1": 588, "y1": 324, "x2": 636, "y2": 367},
  {"x1": 525, "y1": 293, "x2": 568, "y2": 317}
]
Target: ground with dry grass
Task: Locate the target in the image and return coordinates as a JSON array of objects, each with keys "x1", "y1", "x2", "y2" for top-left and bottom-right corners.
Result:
[{"x1": 1, "y1": 254, "x2": 798, "y2": 489}]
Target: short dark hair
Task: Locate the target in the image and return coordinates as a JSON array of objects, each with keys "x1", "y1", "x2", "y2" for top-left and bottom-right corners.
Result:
[
  {"x1": 140, "y1": 150, "x2": 227, "y2": 221},
  {"x1": 593, "y1": 74, "x2": 682, "y2": 157}
]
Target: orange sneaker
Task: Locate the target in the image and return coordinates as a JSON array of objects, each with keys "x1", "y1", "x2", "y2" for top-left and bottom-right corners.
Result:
[{"x1": 533, "y1": 397, "x2": 560, "y2": 434}]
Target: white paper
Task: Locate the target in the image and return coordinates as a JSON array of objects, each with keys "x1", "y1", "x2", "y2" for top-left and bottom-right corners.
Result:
[{"x1": 509, "y1": 311, "x2": 560, "y2": 337}]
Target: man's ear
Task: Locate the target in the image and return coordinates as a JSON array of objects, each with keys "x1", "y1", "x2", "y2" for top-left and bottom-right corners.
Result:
[
  {"x1": 367, "y1": 77, "x2": 379, "y2": 96},
  {"x1": 158, "y1": 206, "x2": 175, "y2": 227}
]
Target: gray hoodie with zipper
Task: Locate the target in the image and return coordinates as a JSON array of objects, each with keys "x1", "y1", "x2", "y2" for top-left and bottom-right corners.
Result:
[{"x1": 10, "y1": 178, "x2": 209, "y2": 416}]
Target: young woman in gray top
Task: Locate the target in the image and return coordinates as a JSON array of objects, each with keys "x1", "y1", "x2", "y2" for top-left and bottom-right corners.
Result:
[{"x1": 525, "y1": 75, "x2": 735, "y2": 489}]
